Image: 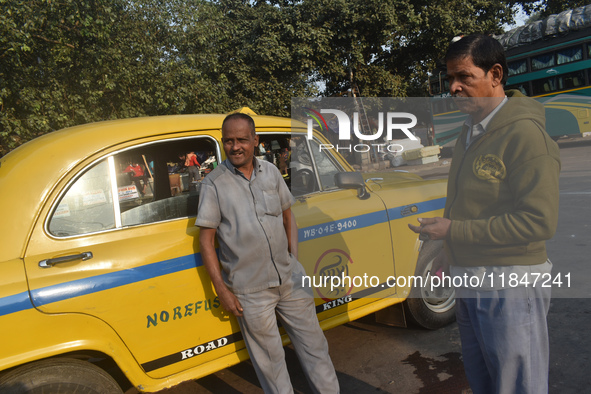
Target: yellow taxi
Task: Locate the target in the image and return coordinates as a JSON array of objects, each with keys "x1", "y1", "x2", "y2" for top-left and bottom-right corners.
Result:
[{"x1": 0, "y1": 109, "x2": 452, "y2": 392}]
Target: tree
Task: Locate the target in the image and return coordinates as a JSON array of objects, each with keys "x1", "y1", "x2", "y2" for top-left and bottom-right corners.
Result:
[
  {"x1": 298, "y1": 0, "x2": 515, "y2": 97},
  {"x1": 0, "y1": 0, "x2": 147, "y2": 154},
  {"x1": 0, "y1": 0, "x2": 225, "y2": 155},
  {"x1": 1, "y1": 0, "x2": 522, "y2": 154},
  {"x1": 205, "y1": 0, "x2": 321, "y2": 116}
]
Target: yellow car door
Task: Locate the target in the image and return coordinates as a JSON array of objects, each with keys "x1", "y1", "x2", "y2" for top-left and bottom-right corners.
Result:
[
  {"x1": 22, "y1": 133, "x2": 248, "y2": 379},
  {"x1": 289, "y1": 136, "x2": 399, "y2": 324}
]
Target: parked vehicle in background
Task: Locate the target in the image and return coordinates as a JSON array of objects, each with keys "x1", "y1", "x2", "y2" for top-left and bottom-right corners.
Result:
[{"x1": 429, "y1": 4, "x2": 591, "y2": 147}]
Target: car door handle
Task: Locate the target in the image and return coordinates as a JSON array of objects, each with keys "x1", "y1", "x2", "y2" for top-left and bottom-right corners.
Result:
[{"x1": 39, "y1": 252, "x2": 93, "y2": 268}]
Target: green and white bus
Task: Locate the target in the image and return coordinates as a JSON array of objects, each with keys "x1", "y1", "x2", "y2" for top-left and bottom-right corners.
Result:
[{"x1": 429, "y1": 5, "x2": 591, "y2": 147}]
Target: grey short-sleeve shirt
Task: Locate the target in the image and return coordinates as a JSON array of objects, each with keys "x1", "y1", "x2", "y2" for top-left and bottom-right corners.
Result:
[{"x1": 195, "y1": 158, "x2": 296, "y2": 294}]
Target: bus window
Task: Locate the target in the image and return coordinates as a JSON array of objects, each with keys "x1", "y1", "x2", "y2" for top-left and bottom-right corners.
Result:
[
  {"x1": 557, "y1": 45, "x2": 583, "y2": 65},
  {"x1": 532, "y1": 77, "x2": 557, "y2": 95},
  {"x1": 531, "y1": 53, "x2": 555, "y2": 71},
  {"x1": 508, "y1": 59, "x2": 527, "y2": 76},
  {"x1": 559, "y1": 70, "x2": 585, "y2": 90}
]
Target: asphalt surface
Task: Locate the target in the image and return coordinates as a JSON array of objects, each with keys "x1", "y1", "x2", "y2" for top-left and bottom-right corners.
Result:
[{"x1": 131, "y1": 135, "x2": 591, "y2": 394}]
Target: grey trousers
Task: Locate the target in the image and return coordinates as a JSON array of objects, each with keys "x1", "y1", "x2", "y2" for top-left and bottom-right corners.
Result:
[
  {"x1": 235, "y1": 271, "x2": 339, "y2": 394},
  {"x1": 455, "y1": 285, "x2": 551, "y2": 394}
]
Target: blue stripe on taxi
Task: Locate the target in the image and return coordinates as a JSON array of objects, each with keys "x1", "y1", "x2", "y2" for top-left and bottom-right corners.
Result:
[{"x1": 0, "y1": 197, "x2": 446, "y2": 317}]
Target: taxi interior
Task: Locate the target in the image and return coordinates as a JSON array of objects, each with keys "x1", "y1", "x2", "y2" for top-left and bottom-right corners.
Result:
[{"x1": 47, "y1": 132, "x2": 339, "y2": 238}]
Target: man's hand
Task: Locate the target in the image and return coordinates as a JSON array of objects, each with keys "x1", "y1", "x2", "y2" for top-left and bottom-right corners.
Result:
[
  {"x1": 199, "y1": 227, "x2": 244, "y2": 317},
  {"x1": 216, "y1": 285, "x2": 244, "y2": 317},
  {"x1": 408, "y1": 217, "x2": 451, "y2": 240},
  {"x1": 283, "y1": 208, "x2": 298, "y2": 259}
]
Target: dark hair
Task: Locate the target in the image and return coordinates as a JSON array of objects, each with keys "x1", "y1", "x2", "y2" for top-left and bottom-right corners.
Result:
[
  {"x1": 445, "y1": 34, "x2": 508, "y2": 85},
  {"x1": 222, "y1": 113, "x2": 256, "y2": 136}
]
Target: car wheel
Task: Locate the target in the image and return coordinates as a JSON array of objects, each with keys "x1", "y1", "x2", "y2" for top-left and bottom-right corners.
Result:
[
  {"x1": 404, "y1": 240, "x2": 456, "y2": 329},
  {"x1": 0, "y1": 358, "x2": 123, "y2": 393}
]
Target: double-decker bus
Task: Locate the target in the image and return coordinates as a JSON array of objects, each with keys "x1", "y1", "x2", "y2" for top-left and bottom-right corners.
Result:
[{"x1": 429, "y1": 5, "x2": 591, "y2": 148}]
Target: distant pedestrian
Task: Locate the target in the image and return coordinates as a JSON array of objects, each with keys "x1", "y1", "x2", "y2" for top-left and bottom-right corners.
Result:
[
  {"x1": 184, "y1": 151, "x2": 200, "y2": 183},
  {"x1": 123, "y1": 161, "x2": 146, "y2": 196}
]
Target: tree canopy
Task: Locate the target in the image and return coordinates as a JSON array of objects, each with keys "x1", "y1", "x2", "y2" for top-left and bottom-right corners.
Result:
[{"x1": 0, "y1": 0, "x2": 563, "y2": 154}]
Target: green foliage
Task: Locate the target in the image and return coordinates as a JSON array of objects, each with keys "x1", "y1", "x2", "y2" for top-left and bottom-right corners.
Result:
[
  {"x1": 1, "y1": 0, "x2": 522, "y2": 154},
  {"x1": 302, "y1": 0, "x2": 514, "y2": 97},
  {"x1": 1, "y1": 0, "x2": 149, "y2": 153}
]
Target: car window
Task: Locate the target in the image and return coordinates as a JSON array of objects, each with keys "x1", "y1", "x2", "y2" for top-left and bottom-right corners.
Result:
[
  {"x1": 115, "y1": 137, "x2": 217, "y2": 227},
  {"x1": 309, "y1": 138, "x2": 342, "y2": 190},
  {"x1": 255, "y1": 134, "x2": 313, "y2": 197},
  {"x1": 48, "y1": 136, "x2": 219, "y2": 236},
  {"x1": 257, "y1": 133, "x2": 320, "y2": 197},
  {"x1": 256, "y1": 134, "x2": 344, "y2": 196},
  {"x1": 256, "y1": 135, "x2": 293, "y2": 179},
  {"x1": 49, "y1": 160, "x2": 116, "y2": 237}
]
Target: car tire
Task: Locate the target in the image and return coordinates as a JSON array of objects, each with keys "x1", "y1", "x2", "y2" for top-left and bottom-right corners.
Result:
[
  {"x1": 0, "y1": 358, "x2": 123, "y2": 394},
  {"x1": 404, "y1": 239, "x2": 456, "y2": 329}
]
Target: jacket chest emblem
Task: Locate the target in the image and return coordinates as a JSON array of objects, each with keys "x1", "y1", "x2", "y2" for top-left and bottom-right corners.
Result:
[{"x1": 473, "y1": 154, "x2": 506, "y2": 182}]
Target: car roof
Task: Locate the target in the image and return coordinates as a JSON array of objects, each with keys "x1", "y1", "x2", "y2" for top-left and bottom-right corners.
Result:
[{"x1": 0, "y1": 113, "x2": 303, "y2": 261}]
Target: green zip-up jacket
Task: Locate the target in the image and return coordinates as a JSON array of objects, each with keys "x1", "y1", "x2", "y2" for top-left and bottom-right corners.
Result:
[{"x1": 444, "y1": 90, "x2": 561, "y2": 267}]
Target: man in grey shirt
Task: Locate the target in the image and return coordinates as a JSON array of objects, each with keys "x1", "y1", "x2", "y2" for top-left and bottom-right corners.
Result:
[{"x1": 196, "y1": 113, "x2": 339, "y2": 394}]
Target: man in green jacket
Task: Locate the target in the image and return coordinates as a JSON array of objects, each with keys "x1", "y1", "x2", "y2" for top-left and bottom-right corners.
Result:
[{"x1": 409, "y1": 34, "x2": 560, "y2": 393}]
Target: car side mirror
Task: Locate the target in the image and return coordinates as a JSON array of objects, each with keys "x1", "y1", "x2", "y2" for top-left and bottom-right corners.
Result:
[{"x1": 335, "y1": 172, "x2": 369, "y2": 200}]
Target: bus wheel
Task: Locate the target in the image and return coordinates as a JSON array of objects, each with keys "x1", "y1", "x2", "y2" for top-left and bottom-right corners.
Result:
[
  {"x1": 404, "y1": 240, "x2": 456, "y2": 329},
  {"x1": 0, "y1": 358, "x2": 123, "y2": 393}
]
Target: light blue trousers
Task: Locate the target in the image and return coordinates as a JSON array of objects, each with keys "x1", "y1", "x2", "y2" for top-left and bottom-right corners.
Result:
[
  {"x1": 455, "y1": 285, "x2": 551, "y2": 394},
  {"x1": 235, "y1": 271, "x2": 339, "y2": 394}
]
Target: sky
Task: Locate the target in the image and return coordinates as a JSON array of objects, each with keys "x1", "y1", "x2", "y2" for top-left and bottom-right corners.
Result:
[{"x1": 504, "y1": 5, "x2": 531, "y2": 31}]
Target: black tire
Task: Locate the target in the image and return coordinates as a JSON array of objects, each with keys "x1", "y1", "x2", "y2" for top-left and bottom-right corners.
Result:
[
  {"x1": 0, "y1": 358, "x2": 123, "y2": 394},
  {"x1": 404, "y1": 240, "x2": 456, "y2": 329}
]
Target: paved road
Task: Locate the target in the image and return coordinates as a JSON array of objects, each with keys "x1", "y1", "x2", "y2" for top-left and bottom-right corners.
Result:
[
  {"x1": 545, "y1": 137, "x2": 591, "y2": 393},
  {"x1": 138, "y1": 136, "x2": 591, "y2": 394}
]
